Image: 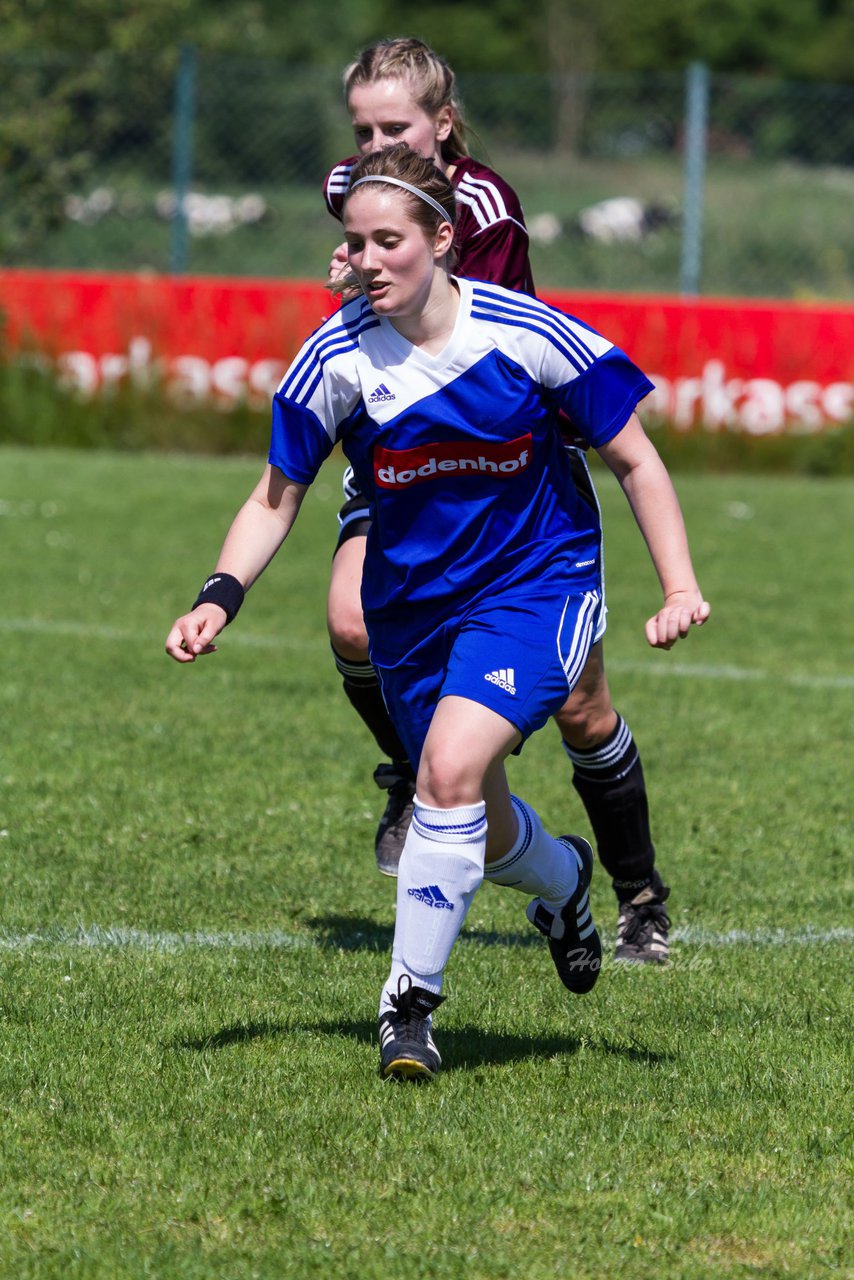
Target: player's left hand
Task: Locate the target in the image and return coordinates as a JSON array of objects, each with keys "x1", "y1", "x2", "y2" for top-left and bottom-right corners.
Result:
[
  {"x1": 327, "y1": 241, "x2": 350, "y2": 284},
  {"x1": 326, "y1": 241, "x2": 361, "y2": 302},
  {"x1": 645, "y1": 590, "x2": 710, "y2": 650}
]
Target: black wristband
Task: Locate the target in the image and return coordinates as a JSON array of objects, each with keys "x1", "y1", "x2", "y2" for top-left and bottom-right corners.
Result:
[{"x1": 192, "y1": 572, "x2": 245, "y2": 625}]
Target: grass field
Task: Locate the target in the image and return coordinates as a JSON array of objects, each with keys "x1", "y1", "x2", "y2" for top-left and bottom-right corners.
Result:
[{"x1": 1, "y1": 444, "x2": 852, "y2": 1278}]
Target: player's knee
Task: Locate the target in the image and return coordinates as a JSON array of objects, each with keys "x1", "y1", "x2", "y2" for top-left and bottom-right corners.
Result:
[
  {"x1": 417, "y1": 745, "x2": 481, "y2": 809},
  {"x1": 326, "y1": 599, "x2": 370, "y2": 659},
  {"x1": 553, "y1": 646, "x2": 616, "y2": 746},
  {"x1": 554, "y1": 696, "x2": 617, "y2": 750}
]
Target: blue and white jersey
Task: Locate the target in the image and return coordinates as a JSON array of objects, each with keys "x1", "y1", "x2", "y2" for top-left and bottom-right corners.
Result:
[{"x1": 270, "y1": 278, "x2": 653, "y2": 662}]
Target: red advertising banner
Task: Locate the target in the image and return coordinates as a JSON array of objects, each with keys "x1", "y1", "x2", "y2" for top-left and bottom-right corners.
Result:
[
  {"x1": 1, "y1": 268, "x2": 852, "y2": 433},
  {"x1": 541, "y1": 287, "x2": 854, "y2": 436},
  {"x1": 0, "y1": 269, "x2": 327, "y2": 412}
]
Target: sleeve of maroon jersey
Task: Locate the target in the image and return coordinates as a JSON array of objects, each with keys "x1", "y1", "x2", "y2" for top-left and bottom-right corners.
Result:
[
  {"x1": 323, "y1": 158, "x2": 356, "y2": 221},
  {"x1": 455, "y1": 216, "x2": 535, "y2": 295},
  {"x1": 451, "y1": 164, "x2": 536, "y2": 295}
]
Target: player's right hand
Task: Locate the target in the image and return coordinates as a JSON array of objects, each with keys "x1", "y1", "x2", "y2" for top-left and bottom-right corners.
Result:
[
  {"x1": 164, "y1": 604, "x2": 227, "y2": 663},
  {"x1": 644, "y1": 590, "x2": 710, "y2": 650}
]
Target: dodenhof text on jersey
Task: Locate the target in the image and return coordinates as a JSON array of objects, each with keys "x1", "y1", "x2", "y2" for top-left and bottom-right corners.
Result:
[{"x1": 374, "y1": 434, "x2": 533, "y2": 489}]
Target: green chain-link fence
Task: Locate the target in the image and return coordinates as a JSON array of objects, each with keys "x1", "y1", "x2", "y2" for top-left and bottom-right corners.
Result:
[{"x1": 2, "y1": 48, "x2": 853, "y2": 298}]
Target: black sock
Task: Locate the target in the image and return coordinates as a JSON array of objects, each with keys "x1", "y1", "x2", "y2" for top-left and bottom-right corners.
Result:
[
  {"x1": 563, "y1": 714, "x2": 661, "y2": 900},
  {"x1": 331, "y1": 647, "x2": 413, "y2": 776}
]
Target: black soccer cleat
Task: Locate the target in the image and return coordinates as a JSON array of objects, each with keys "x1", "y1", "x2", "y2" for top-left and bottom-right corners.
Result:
[
  {"x1": 615, "y1": 880, "x2": 671, "y2": 964},
  {"x1": 373, "y1": 763, "x2": 416, "y2": 877},
  {"x1": 526, "y1": 835, "x2": 602, "y2": 994},
  {"x1": 378, "y1": 976, "x2": 445, "y2": 1081}
]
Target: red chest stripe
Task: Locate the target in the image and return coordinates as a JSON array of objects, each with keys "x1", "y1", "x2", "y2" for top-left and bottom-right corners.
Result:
[{"x1": 374, "y1": 433, "x2": 533, "y2": 489}]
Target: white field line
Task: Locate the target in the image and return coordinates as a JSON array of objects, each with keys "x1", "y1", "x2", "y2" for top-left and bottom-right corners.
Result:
[
  {"x1": 0, "y1": 924, "x2": 312, "y2": 953},
  {"x1": 0, "y1": 922, "x2": 849, "y2": 954},
  {"x1": 0, "y1": 616, "x2": 314, "y2": 651},
  {"x1": 3, "y1": 616, "x2": 854, "y2": 690},
  {"x1": 670, "y1": 924, "x2": 853, "y2": 947},
  {"x1": 608, "y1": 658, "x2": 854, "y2": 692}
]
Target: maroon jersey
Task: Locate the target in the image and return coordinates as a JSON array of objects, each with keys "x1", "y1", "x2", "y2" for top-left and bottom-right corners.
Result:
[{"x1": 323, "y1": 154, "x2": 535, "y2": 295}]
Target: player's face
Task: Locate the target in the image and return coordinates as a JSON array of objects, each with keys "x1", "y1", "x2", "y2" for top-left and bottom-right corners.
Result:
[
  {"x1": 348, "y1": 78, "x2": 453, "y2": 170},
  {"x1": 344, "y1": 187, "x2": 450, "y2": 321}
]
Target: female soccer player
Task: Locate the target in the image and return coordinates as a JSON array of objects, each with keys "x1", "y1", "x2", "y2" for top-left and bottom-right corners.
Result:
[
  {"x1": 165, "y1": 145, "x2": 710, "y2": 1081},
  {"x1": 323, "y1": 38, "x2": 674, "y2": 971}
]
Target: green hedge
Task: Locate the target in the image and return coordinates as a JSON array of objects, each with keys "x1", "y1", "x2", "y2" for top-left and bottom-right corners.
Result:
[{"x1": 1, "y1": 355, "x2": 852, "y2": 476}]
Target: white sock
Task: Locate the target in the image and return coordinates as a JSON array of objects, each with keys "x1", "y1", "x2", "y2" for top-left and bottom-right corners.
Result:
[
  {"x1": 379, "y1": 796, "x2": 486, "y2": 1019},
  {"x1": 483, "y1": 795, "x2": 579, "y2": 909}
]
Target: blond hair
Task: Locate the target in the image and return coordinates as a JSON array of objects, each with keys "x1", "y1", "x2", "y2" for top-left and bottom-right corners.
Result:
[{"x1": 343, "y1": 37, "x2": 470, "y2": 162}]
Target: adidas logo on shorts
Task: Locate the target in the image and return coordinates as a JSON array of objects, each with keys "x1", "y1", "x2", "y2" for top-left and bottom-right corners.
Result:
[
  {"x1": 368, "y1": 382, "x2": 395, "y2": 403},
  {"x1": 485, "y1": 667, "x2": 516, "y2": 695}
]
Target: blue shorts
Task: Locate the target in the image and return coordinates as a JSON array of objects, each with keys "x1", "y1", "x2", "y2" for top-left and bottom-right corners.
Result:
[{"x1": 373, "y1": 566, "x2": 605, "y2": 769}]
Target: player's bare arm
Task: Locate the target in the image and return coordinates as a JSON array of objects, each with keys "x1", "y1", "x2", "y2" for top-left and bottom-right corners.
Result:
[
  {"x1": 596, "y1": 414, "x2": 710, "y2": 650},
  {"x1": 165, "y1": 467, "x2": 308, "y2": 663}
]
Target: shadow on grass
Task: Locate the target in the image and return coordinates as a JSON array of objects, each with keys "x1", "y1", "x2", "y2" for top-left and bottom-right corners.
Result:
[
  {"x1": 175, "y1": 1018, "x2": 671, "y2": 1070},
  {"x1": 175, "y1": 1019, "x2": 290, "y2": 1051},
  {"x1": 320, "y1": 1019, "x2": 584, "y2": 1071},
  {"x1": 305, "y1": 913, "x2": 540, "y2": 953},
  {"x1": 596, "y1": 1038, "x2": 673, "y2": 1066},
  {"x1": 174, "y1": 1017, "x2": 580, "y2": 1069}
]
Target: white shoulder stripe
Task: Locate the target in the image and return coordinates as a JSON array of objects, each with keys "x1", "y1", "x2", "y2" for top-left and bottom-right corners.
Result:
[
  {"x1": 456, "y1": 175, "x2": 509, "y2": 225},
  {"x1": 325, "y1": 163, "x2": 354, "y2": 212},
  {"x1": 455, "y1": 188, "x2": 529, "y2": 241},
  {"x1": 472, "y1": 281, "x2": 606, "y2": 343},
  {"x1": 278, "y1": 305, "x2": 376, "y2": 403},
  {"x1": 471, "y1": 284, "x2": 609, "y2": 370},
  {"x1": 328, "y1": 162, "x2": 353, "y2": 183}
]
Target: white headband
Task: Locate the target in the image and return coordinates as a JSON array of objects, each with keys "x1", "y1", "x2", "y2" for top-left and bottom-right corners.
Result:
[{"x1": 348, "y1": 175, "x2": 454, "y2": 225}]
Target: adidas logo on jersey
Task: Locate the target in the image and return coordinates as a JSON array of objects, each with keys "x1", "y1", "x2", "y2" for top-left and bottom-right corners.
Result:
[
  {"x1": 368, "y1": 383, "x2": 395, "y2": 403},
  {"x1": 485, "y1": 667, "x2": 517, "y2": 694},
  {"x1": 408, "y1": 884, "x2": 455, "y2": 910}
]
